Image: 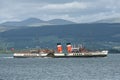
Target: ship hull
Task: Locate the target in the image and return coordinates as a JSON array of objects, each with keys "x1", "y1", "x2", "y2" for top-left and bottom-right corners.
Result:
[
  {"x1": 14, "y1": 55, "x2": 107, "y2": 58},
  {"x1": 13, "y1": 51, "x2": 108, "y2": 58},
  {"x1": 53, "y1": 55, "x2": 107, "y2": 58}
]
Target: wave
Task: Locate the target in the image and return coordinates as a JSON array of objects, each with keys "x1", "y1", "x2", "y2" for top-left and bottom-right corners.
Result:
[{"x1": 1, "y1": 57, "x2": 13, "y2": 59}]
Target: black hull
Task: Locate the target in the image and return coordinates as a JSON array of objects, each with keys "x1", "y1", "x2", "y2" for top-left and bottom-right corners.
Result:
[
  {"x1": 54, "y1": 55, "x2": 107, "y2": 58},
  {"x1": 14, "y1": 55, "x2": 107, "y2": 58}
]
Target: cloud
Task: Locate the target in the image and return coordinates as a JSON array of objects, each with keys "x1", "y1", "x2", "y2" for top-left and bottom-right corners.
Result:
[
  {"x1": 0, "y1": 0, "x2": 120, "y2": 23},
  {"x1": 41, "y1": 2, "x2": 89, "y2": 10},
  {"x1": 75, "y1": 12, "x2": 120, "y2": 23},
  {"x1": 0, "y1": 1, "x2": 90, "y2": 23}
]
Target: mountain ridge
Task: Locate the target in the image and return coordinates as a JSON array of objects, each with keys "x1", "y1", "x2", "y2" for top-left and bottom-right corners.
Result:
[
  {"x1": 1, "y1": 18, "x2": 76, "y2": 27},
  {"x1": 0, "y1": 18, "x2": 76, "y2": 32},
  {"x1": 95, "y1": 17, "x2": 120, "y2": 23}
]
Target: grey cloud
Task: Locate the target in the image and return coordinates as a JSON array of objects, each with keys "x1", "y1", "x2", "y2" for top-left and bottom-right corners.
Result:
[
  {"x1": 14, "y1": 0, "x2": 95, "y2": 3},
  {"x1": 0, "y1": 0, "x2": 120, "y2": 23}
]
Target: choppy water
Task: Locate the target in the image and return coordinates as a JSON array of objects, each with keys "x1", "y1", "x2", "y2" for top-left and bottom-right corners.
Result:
[{"x1": 0, "y1": 54, "x2": 120, "y2": 80}]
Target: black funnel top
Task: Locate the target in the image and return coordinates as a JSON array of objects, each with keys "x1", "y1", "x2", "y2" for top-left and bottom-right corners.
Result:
[
  {"x1": 57, "y1": 43, "x2": 61, "y2": 45},
  {"x1": 66, "y1": 43, "x2": 71, "y2": 45}
]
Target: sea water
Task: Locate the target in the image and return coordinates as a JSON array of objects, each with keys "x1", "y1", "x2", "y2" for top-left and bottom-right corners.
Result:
[{"x1": 0, "y1": 54, "x2": 120, "y2": 80}]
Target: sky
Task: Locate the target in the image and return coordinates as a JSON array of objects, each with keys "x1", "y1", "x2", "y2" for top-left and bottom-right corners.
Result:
[{"x1": 0, "y1": 0, "x2": 120, "y2": 23}]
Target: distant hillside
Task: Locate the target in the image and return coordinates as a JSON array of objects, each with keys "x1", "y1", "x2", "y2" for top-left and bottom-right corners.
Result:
[
  {"x1": 1, "y1": 18, "x2": 76, "y2": 27},
  {"x1": 0, "y1": 18, "x2": 76, "y2": 32},
  {"x1": 47, "y1": 19, "x2": 75, "y2": 25},
  {"x1": 1, "y1": 18, "x2": 44, "y2": 26},
  {"x1": 0, "y1": 23, "x2": 120, "y2": 49},
  {"x1": 95, "y1": 18, "x2": 120, "y2": 23}
]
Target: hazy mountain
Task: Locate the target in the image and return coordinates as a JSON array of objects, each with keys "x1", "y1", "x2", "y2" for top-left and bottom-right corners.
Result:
[
  {"x1": 0, "y1": 18, "x2": 76, "y2": 27},
  {"x1": 1, "y1": 18, "x2": 46, "y2": 27},
  {"x1": 0, "y1": 18, "x2": 76, "y2": 32},
  {"x1": 95, "y1": 18, "x2": 120, "y2": 23},
  {"x1": 47, "y1": 19, "x2": 75, "y2": 25}
]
